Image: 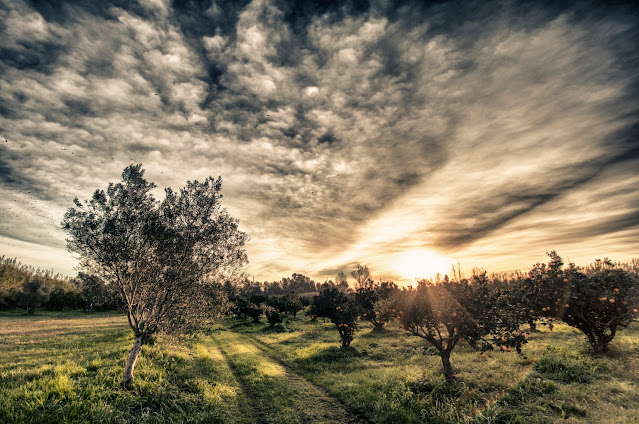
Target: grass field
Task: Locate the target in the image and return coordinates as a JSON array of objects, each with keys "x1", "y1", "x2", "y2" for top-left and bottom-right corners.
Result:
[{"x1": 1, "y1": 311, "x2": 638, "y2": 423}]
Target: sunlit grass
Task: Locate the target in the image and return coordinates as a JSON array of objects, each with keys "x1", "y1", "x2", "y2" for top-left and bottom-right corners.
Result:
[
  {"x1": 228, "y1": 316, "x2": 639, "y2": 423},
  {"x1": 0, "y1": 312, "x2": 252, "y2": 423},
  {"x1": 2, "y1": 311, "x2": 637, "y2": 423},
  {"x1": 213, "y1": 329, "x2": 358, "y2": 423}
]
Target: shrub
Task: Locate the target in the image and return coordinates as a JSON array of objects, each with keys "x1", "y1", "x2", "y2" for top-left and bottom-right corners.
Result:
[
  {"x1": 562, "y1": 259, "x2": 639, "y2": 354},
  {"x1": 245, "y1": 302, "x2": 263, "y2": 323},
  {"x1": 399, "y1": 272, "x2": 528, "y2": 384},
  {"x1": 265, "y1": 306, "x2": 284, "y2": 327},
  {"x1": 313, "y1": 287, "x2": 360, "y2": 348}
]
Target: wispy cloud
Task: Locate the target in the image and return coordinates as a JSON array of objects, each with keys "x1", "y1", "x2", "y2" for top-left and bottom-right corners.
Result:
[{"x1": 1, "y1": 0, "x2": 637, "y2": 282}]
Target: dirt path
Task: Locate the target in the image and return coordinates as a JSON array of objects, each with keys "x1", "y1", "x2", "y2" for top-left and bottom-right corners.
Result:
[{"x1": 212, "y1": 329, "x2": 370, "y2": 424}]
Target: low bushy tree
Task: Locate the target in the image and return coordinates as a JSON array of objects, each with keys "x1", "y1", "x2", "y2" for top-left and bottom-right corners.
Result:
[
  {"x1": 246, "y1": 301, "x2": 263, "y2": 323},
  {"x1": 308, "y1": 290, "x2": 336, "y2": 322},
  {"x1": 265, "y1": 306, "x2": 284, "y2": 327},
  {"x1": 273, "y1": 294, "x2": 303, "y2": 317},
  {"x1": 562, "y1": 259, "x2": 639, "y2": 354},
  {"x1": 45, "y1": 288, "x2": 81, "y2": 311},
  {"x1": 76, "y1": 272, "x2": 111, "y2": 313},
  {"x1": 15, "y1": 276, "x2": 52, "y2": 314},
  {"x1": 372, "y1": 297, "x2": 398, "y2": 329},
  {"x1": 518, "y1": 251, "x2": 569, "y2": 331},
  {"x1": 356, "y1": 281, "x2": 399, "y2": 329},
  {"x1": 313, "y1": 287, "x2": 360, "y2": 348},
  {"x1": 399, "y1": 272, "x2": 527, "y2": 384}
]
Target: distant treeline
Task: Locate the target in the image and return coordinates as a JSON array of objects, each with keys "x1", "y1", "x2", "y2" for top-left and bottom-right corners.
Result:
[
  {"x1": 0, "y1": 256, "x2": 337, "y2": 314},
  {"x1": 234, "y1": 272, "x2": 348, "y2": 297},
  {"x1": 0, "y1": 256, "x2": 123, "y2": 313}
]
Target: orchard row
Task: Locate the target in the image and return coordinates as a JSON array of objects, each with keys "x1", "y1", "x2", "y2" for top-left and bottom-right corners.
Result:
[{"x1": 228, "y1": 253, "x2": 639, "y2": 384}]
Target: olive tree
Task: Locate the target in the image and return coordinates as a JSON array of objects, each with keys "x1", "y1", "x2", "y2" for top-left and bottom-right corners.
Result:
[{"x1": 62, "y1": 165, "x2": 247, "y2": 389}]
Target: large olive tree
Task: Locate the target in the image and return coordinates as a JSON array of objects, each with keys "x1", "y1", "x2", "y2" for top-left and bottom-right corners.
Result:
[{"x1": 62, "y1": 164, "x2": 248, "y2": 388}]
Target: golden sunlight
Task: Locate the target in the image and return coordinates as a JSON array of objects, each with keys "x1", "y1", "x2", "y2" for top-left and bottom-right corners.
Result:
[{"x1": 393, "y1": 249, "x2": 454, "y2": 280}]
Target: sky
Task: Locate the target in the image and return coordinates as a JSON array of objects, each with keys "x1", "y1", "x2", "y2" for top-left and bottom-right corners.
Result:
[{"x1": 1, "y1": 0, "x2": 638, "y2": 285}]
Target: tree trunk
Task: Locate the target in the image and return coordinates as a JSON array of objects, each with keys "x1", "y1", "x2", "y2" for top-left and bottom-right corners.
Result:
[
  {"x1": 528, "y1": 317, "x2": 537, "y2": 332},
  {"x1": 121, "y1": 334, "x2": 145, "y2": 389},
  {"x1": 592, "y1": 339, "x2": 608, "y2": 355},
  {"x1": 441, "y1": 351, "x2": 455, "y2": 384}
]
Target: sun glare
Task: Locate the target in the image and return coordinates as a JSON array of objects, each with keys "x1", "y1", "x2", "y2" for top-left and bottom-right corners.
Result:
[{"x1": 394, "y1": 249, "x2": 454, "y2": 280}]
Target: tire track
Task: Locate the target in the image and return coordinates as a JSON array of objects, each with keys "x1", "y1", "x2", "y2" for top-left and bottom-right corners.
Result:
[
  {"x1": 209, "y1": 336, "x2": 265, "y2": 424},
  {"x1": 212, "y1": 329, "x2": 370, "y2": 424}
]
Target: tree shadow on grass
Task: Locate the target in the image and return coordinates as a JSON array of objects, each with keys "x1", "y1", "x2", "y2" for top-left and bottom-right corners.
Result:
[
  {"x1": 260, "y1": 324, "x2": 287, "y2": 333},
  {"x1": 297, "y1": 345, "x2": 362, "y2": 366},
  {"x1": 229, "y1": 320, "x2": 255, "y2": 329}
]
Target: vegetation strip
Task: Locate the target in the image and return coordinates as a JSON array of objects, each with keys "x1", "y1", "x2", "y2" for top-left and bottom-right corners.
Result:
[{"x1": 212, "y1": 329, "x2": 367, "y2": 424}]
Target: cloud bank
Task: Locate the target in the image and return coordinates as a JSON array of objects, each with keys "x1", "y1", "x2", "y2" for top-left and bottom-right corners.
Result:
[{"x1": 1, "y1": 0, "x2": 638, "y2": 282}]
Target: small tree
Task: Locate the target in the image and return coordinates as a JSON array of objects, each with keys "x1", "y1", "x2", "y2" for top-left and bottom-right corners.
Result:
[
  {"x1": 562, "y1": 259, "x2": 639, "y2": 354},
  {"x1": 308, "y1": 290, "x2": 335, "y2": 322},
  {"x1": 246, "y1": 301, "x2": 263, "y2": 323},
  {"x1": 279, "y1": 294, "x2": 303, "y2": 317},
  {"x1": 518, "y1": 251, "x2": 569, "y2": 331},
  {"x1": 372, "y1": 297, "x2": 398, "y2": 329},
  {"x1": 356, "y1": 281, "x2": 399, "y2": 329},
  {"x1": 16, "y1": 276, "x2": 52, "y2": 314},
  {"x1": 265, "y1": 306, "x2": 284, "y2": 327},
  {"x1": 46, "y1": 288, "x2": 81, "y2": 311},
  {"x1": 335, "y1": 271, "x2": 350, "y2": 291},
  {"x1": 76, "y1": 272, "x2": 111, "y2": 313},
  {"x1": 351, "y1": 264, "x2": 372, "y2": 290},
  {"x1": 399, "y1": 273, "x2": 527, "y2": 384},
  {"x1": 313, "y1": 287, "x2": 360, "y2": 348},
  {"x1": 62, "y1": 164, "x2": 247, "y2": 388}
]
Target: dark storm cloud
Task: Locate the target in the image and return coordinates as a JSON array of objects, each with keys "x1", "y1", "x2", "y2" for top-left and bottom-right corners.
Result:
[{"x1": 0, "y1": 0, "x2": 638, "y2": 279}]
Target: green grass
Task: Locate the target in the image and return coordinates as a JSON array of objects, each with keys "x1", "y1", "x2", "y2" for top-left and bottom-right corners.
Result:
[
  {"x1": 1, "y1": 311, "x2": 638, "y2": 423},
  {"x1": 212, "y1": 328, "x2": 361, "y2": 423},
  {"x1": 227, "y1": 317, "x2": 639, "y2": 423},
  {"x1": 0, "y1": 312, "x2": 251, "y2": 423}
]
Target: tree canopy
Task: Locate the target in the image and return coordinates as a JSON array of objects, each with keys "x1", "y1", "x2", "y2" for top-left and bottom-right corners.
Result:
[{"x1": 62, "y1": 164, "x2": 248, "y2": 388}]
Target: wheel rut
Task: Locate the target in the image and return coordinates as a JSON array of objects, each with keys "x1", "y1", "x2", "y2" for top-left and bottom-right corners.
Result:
[
  {"x1": 212, "y1": 329, "x2": 371, "y2": 424},
  {"x1": 241, "y1": 333, "x2": 374, "y2": 424}
]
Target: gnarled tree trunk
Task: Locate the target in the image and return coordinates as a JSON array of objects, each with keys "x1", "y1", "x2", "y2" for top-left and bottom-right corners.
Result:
[
  {"x1": 440, "y1": 350, "x2": 455, "y2": 384},
  {"x1": 121, "y1": 334, "x2": 145, "y2": 389}
]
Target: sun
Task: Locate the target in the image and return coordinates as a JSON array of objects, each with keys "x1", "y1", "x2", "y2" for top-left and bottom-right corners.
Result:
[{"x1": 394, "y1": 249, "x2": 454, "y2": 280}]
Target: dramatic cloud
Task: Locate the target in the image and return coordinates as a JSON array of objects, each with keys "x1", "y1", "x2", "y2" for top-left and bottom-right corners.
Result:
[{"x1": 1, "y1": 0, "x2": 638, "y2": 283}]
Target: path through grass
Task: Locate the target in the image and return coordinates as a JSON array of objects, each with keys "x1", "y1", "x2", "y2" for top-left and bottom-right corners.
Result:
[
  {"x1": 228, "y1": 318, "x2": 639, "y2": 423},
  {"x1": 2, "y1": 312, "x2": 638, "y2": 423},
  {"x1": 213, "y1": 328, "x2": 366, "y2": 423}
]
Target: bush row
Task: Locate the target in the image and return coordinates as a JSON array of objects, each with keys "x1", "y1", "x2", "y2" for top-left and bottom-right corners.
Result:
[{"x1": 228, "y1": 253, "x2": 639, "y2": 384}]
